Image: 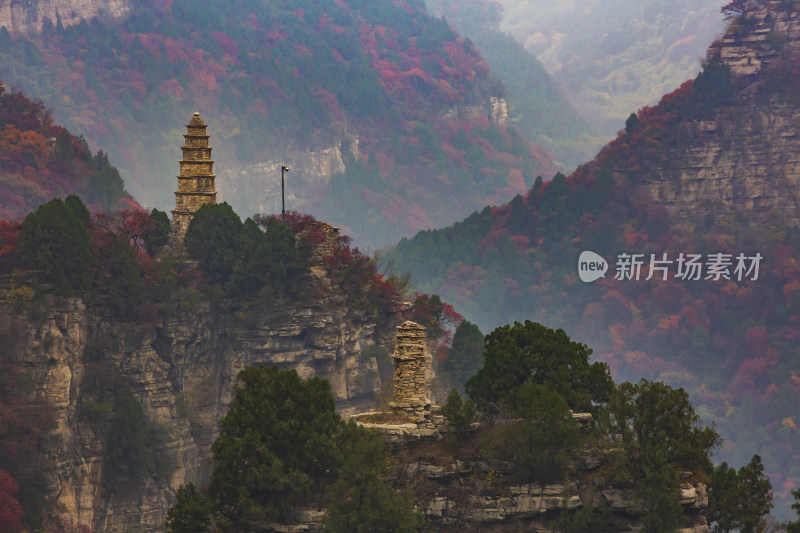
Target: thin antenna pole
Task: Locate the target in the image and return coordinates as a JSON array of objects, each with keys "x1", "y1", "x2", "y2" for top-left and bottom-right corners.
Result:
[{"x1": 281, "y1": 165, "x2": 290, "y2": 224}]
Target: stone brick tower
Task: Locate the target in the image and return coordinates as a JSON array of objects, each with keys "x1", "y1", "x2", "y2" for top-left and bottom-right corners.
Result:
[
  {"x1": 171, "y1": 112, "x2": 217, "y2": 247},
  {"x1": 390, "y1": 321, "x2": 433, "y2": 418}
]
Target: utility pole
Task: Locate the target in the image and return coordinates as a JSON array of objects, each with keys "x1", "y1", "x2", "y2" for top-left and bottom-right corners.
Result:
[{"x1": 281, "y1": 165, "x2": 290, "y2": 224}]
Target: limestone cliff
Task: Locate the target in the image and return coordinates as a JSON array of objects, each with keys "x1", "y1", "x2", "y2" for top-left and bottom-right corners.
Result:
[
  {"x1": 353, "y1": 417, "x2": 711, "y2": 533},
  {"x1": 0, "y1": 268, "x2": 402, "y2": 532},
  {"x1": 0, "y1": 0, "x2": 130, "y2": 33},
  {"x1": 622, "y1": 0, "x2": 800, "y2": 226}
]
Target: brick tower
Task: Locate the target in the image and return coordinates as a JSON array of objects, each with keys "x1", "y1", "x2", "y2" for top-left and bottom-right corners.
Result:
[{"x1": 171, "y1": 112, "x2": 217, "y2": 247}]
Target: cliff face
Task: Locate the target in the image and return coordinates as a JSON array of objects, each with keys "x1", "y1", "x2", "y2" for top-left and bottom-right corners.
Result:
[
  {"x1": 0, "y1": 0, "x2": 130, "y2": 33},
  {"x1": 358, "y1": 420, "x2": 711, "y2": 533},
  {"x1": 4, "y1": 272, "x2": 401, "y2": 531},
  {"x1": 629, "y1": 0, "x2": 800, "y2": 225}
]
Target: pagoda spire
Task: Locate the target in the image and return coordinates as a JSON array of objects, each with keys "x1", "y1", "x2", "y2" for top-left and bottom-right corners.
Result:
[{"x1": 171, "y1": 112, "x2": 218, "y2": 247}]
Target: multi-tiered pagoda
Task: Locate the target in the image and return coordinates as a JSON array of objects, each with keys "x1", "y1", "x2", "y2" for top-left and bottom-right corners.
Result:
[{"x1": 172, "y1": 112, "x2": 217, "y2": 246}]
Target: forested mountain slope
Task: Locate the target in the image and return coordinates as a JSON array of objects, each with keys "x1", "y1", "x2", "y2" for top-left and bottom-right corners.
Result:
[
  {"x1": 0, "y1": 0, "x2": 557, "y2": 247},
  {"x1": 0, "y1": 85, "x2": 131, "y2": 220},
  {"x1": 498, "y1": 0, "x2": 727, "y2": 137},
  {"x1": 424, "y1": 0, "x2": 600, "y2": 171},
  {"x1": 389, "y1": 0, "x2": 800, "y2": 515}
]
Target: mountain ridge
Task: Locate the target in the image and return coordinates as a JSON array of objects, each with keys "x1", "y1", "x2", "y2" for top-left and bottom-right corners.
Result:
[
  {"x1": 388, "y1": 0, "x2": 800, "y2": 515},
  {"x1": 0, "y1": 0, "x2": 559, "y2": 247}
]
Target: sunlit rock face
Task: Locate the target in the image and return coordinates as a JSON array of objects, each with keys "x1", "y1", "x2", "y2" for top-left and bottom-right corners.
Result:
[
  {"x1": 0, "y1": 0, "x2": 131, "y2": 34},
  {"x1": 2, "y1": 264, "x2": 403, "y2": 532},
  {"x1": 627, "y1": 1, "x2": 800, "y2": 226}
]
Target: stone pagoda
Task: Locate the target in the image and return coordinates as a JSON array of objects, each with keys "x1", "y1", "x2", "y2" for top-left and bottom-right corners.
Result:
[
  {"x1": 171, "y1": 112, "x2": 218, "y2": 247},
  {"x1": 389, "y1": 321, "x2": 433, "y2": 418}
]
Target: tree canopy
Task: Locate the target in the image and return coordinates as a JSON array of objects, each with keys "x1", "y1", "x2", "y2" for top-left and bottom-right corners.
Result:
[
  {"x1": 167, "y1": 366, "x2": 420, "y2": 532},
  {"x1": 17, "y1": 197, "x2": 93, "y2": 295},
  {"x1": 465, "y1": 320, "x2": 613, "y2": 416},
  {"x1": 604, "y1": 380, "x2": 719, "y2": 533},
  {"x1": 707, "y1": 454, "x2": 773, "y2": 533},
  {"x1": 185, "y1": 203, "x2": 310, "y2": 297}
]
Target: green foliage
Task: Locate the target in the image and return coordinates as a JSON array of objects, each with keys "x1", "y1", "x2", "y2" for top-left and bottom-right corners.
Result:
[
  {"x1": 707, "y1": 455, "x2": 773, "y2": 533},
  {"x1": 17, "y1": 198, "x2": 93, "y2": 295},
  {"x1": 78, "y1": 398, "x2": 112, "y2": 424},
  {"x1": 64, "y1": 195, "x2": 90, "y2": 226},
  {"x1": 4, "y1": 279, "x2": 33, "y2": 315},
  {"x1": 186, "y1": 205, "x2": 310, "y2": 299},
  {"x1": 105, "y1": 386, "x2": 173, "y2": 486},
  {"x1": 604, "y1": 380, "x2": 719, "y2": 533},
  {"x1": 167, "y1": 366, "x2": 421, "y2": 532},
  {"x1": 207, "y1": 366, "x2": 342, "y2": 525},
  {"x1": 142, "y1": 208, "x2": 171, "y2": 256},
  {"x1": 483, "y1": 383, "x2": 582, "y2": 482},
  {"x1": 787, "y1": 488, "x2": 800, "y2": 533},
  {"x1": 184, "y1": 202, "x2": 243, "y2": 284},
  {"x1": 465, "y1": 320, "x2": 613, "y2": 416},
  {"x1": 439, "y1": 390, "x2": 476, "y2": 443},
  {"x1": 554, "y1": 491, "x2": 617, "y2": 533},
  {"x1": 166, "y1": 483, "x2": 213, "y2": 533},
  {"x1": 692, "y1": 60, "x2": 734, "y2": 113},
  {"x1": 442, "y1": 320, "x2": 484, "y2": 388},
  {"x1": 107, "y1": 232, "x2": 144, "y2": 317},
  {"x1": 322, "y1": 422, "x2": 422, "y2": 533},
  {"x1": 84, "y1": 150, "x2": 126, "y2": 208}
]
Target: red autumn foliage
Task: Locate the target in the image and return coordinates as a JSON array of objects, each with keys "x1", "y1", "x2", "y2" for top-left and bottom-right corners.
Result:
[{"x1": 0, "y1": 470, "x2": 23, "y2": 533}]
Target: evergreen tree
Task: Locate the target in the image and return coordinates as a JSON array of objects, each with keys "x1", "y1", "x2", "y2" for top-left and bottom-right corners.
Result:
[
  {"x1": 64, "y1": 195, "x2": 90, "y2": 226},
  {"x1": 442, "y1": 320, "x2": 484, "y2": 388},
  {"x1": 184, "y1": 202, "x2": 243, "y2": 285},
  {"x1": 323, "y1": 422, "x2": 422, "y2": 533},
  {"x1": 787, "y1": 488, "x2": 800, "y2": 533},
  {"x1": 106, "y1": 386, "x2": 159, "y2": 484},
  {"x1": 707, "y1": 455, "x2": 773, "y2": 533},
  {"x1": 84, "y1": 150, "x2": 126, "y2": 209},
  {"x1": 605, "y1": 380, "x2": 719, "y2": 533},
  {"x1": 465, "y1": 320, "x2": 613, "y2": 416},
  {"x1": 206, "y1": 366, "x2": 342, "y2": 526},
  {"x1": 167, "y1": 367, "x2": 422, "y2": 532},
  {"x1": 439, "y1": 390, "x2": 476, "y2": 443},
  {"x1": 142, "y1": 208, "x2": 171, "y2": 256},
  {"x1": 17, "y1": 198, "x2": 93, "y2": 295},
  {"x1": 107, "y1": 232, "x2": 144, "y2": 317},
  {"x1": 483, "y1": 383, "x2": 582, "y2": 482}
]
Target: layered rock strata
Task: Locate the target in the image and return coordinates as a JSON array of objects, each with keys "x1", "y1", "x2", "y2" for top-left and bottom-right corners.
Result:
[
  {"x1": 0, "y1": 267, "x2": 402, "y2": 532},
  {"x1": 361, "y1": 415, "x2": 711, "y2": 532},
  {"x1": 628, "y1": 0, "x2": 800, "y2": 226},
  {"x1": 0, "y1": 0, "x2": 130, "y2": 34}
]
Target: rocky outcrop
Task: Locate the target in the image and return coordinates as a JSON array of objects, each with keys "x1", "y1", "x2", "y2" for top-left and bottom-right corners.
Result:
[
  {"x1": 710, "y1": 2, "x2": 800, "y2": 77},
  {"x1": 0, "y1": 0, "x2": 130, "y2": 33},
  {"x1": 443, "y1": 96, "x2": 510, "y2": 125},
  {"x1": 1, "y1": 267, "x2": 403, "y2": 532},
  {"x1": 360, "y1": 416, "x2": 710, "y2": 532},
  {"x1": 627, "y1": 0, "x2": 800, "y2": 226}
]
